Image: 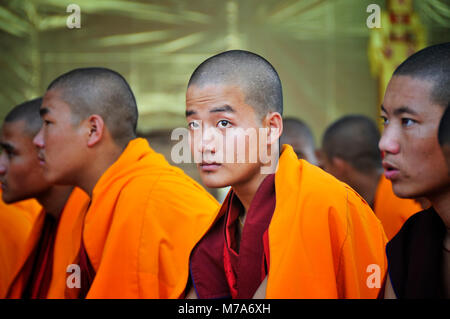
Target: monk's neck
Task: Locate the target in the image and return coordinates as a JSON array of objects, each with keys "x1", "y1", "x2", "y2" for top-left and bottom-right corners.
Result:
[
  {"x1": 428, "y1": 186, "x2": 450, "y2": 229},
  {"x1": 80, "y1": 144, "x2": 124, "y2": 196},
  {"x1": 232, "y1": 172, "x2": 268, "y2": 214},
  {"x1": 232, "y1": 154, "x2": 279, "y2": 214},
  {"x1": 37, "y1": 185, "x2": 74, "y2": 219}
]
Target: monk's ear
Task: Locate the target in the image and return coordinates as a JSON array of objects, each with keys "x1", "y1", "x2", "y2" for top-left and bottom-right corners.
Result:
[
  {"x1": 264, "y1": 112, "x2": 283, "y2": 146},
  {"x1": 86, "y1": 114, "x2": 104, "y2": 147},
  {"x1": 331, "y1": 157, "x2": 350, "y2": 177}
]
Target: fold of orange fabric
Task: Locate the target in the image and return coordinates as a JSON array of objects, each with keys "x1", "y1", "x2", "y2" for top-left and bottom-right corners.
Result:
[
  {"x1": 0, "y1": 194, "x2": 41, "y2": 298},
  {"x1": 5, "y1": 187, "x2": 90, "y2": 298},
  {"x1": 82, "y1": 138, "x2": 219, "y2": 298},
  {"x1": 373, "y1": 175, "x2": 421, "y2": 241},
  {"x1": 47, "y1": 187, "x2": 90, "y2": 298},
  {"x1": 265, "y1": 145, "x2": 388, "y2": 298}
]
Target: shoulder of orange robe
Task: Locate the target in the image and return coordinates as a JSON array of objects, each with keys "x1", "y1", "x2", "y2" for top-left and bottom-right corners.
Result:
[
  {"x1": 190, "y1": 144, "x2": 388, "y2": 299},
  {"x1": 0, "y1": 192, "x2": 42, "y2": 298},
  {"x1": 266, "y1": 145, "x2": 388, "y2": 298},
  {"x1": 5, "y1": 187, "x2": 90, "y2": 299},
  {"x1": 373, "y1": 174, "x2": 422, "y2": 241},
  {"x1": 76, "y1": 138, "x2": 219, "y2": 298}
]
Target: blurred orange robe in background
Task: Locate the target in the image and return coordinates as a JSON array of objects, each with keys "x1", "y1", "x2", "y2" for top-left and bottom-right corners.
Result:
[
  {"x1": 373, "y1": 175, "x2": 421, "y2": 241},
  {"x1": 0, "y1": 193, "x2": 41, "y2": 298}
]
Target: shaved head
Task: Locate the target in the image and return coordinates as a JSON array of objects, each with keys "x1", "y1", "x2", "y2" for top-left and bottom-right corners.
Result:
[
  {"x1": 393, "y1": 42, "x2": 450, "y2": 108},
  {"x1": 188, "y1": 50, "x2": 283, "y2": 118},
  {"x1": 4, "y1": 97, "x2": 43, "y2": 136},
  {"x1": 322, "y1": 115, "x2": 382, "y2": 173},
  {"x1": 281, "y1": 117, "x2": 317, "y2": 164},
  {"x1": 47, "y1": 67, "x2": 138, "y2": 147}
]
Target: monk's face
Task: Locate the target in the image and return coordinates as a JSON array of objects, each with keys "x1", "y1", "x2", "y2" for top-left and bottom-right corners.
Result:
[
  {"x1": 33, "y1": 89, "x2": 86, "y2": 185},
  {"x1": 186, "y1": 84, "x2": 275, "y2": 189},
  {"x1": 0, "y1": 120, "x2": 50, "y2": 203},
  {"x1": 379, "y1": 76, "x2": 450, "y2": 199}
]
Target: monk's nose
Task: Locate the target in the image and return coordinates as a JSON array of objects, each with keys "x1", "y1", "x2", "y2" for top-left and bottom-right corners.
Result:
[
  {"x1": 379, "y1": 129, "x2": 400, "y2": 155},
  {"x1": 33, "y1": 127, "x2": 45, "y2": 149},
  {"x1": 200, "y1": 127, "x2": 217, "y2": 154}
]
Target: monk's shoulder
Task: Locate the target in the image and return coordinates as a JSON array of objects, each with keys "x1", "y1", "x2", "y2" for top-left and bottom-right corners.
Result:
[
  {"x1": 117, "y1": 162, "x2": 217, "y2": 210},
  {"x1": 298, "y1": 161, "x2": 376, "y2": 223},
  {"x1": 300, "y1": 161, "x2": 367, "y2": 205}
]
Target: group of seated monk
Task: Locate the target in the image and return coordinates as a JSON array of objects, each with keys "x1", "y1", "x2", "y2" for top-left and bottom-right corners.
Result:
[{"x1": 0, "y1": 42, "x2": 449, "y2": 299}]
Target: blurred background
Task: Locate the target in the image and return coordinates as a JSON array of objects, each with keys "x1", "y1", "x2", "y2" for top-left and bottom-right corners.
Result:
[{"x1": 1, "y1": 0, "x2": 449, "y2": 199}]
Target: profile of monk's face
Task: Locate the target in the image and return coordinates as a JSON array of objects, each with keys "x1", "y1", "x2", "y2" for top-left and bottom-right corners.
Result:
[
  {"x1": 186, "y1": 84, "x2": 268, "y2": 188},
  {"x1": 33, "y1": 89, "x2": 86, "y2": 185},
  {"x1": 0, "y1": 120, "x2": 50, "y2": 203},
  {"x1": 379, "y1": 75, "x2": 449, "y2": 198}
]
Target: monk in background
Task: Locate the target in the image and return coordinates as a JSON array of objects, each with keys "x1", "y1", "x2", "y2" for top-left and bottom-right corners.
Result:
[
  {"x1": 0, "y1": 98, "x2": 89, "y2": 298},
  {"x1": 33, "y1": 67, "x2": 219, "y2": 298},
  {"x1": 380, "y1": 43, "x2": 450, "y2": 298},
  {"x1": 185, "y1": 50, "x2": 387, "y2": 299},
  {"x1": 321, "y1": 115, "x2": 421, "y2": 240},
  {"x1": 280, "y1": 117, "x2": 318, "y2": 165}
]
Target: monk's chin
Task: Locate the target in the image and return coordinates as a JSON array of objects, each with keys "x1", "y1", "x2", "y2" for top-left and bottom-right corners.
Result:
[
  {"x1": 200, "y1": 176, "x2": 229, "y2": 189},
  {"x1": 203, "y1": 180, "x2": 230, "y2": 189},
  {"x1": 392, "y1": 183, "x2": 424, "y2": 200}
]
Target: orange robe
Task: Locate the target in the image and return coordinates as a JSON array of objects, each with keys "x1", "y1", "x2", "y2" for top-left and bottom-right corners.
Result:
[
  {"x1": 373, "y1": 175, "x2": 421, "y2": 241},
  {"x1": 0, "y1": 195, "x2": 41, "y2": 298},
  {"x1": 192, "y1": 145, "x2": 388, "y2": 298},
  {"x1": 6, "y1": 187, "x2": 90, "y2": 298},
  {"x1": 82, "y1": 138, "x2": 219, "y2": 298},
  {"x1": 267, "y1": 145, "x2": 388, "y2": 298}
]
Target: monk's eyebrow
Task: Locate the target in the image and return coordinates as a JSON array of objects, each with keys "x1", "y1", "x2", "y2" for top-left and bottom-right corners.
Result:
[
  {"x1": 0, "y1": 142, "x2": 13, "y2": 153},
  {"x1": 380, "y1": 105, "x2": 418, "y2": 116},
  {"x1": 39, "y1": 107, "x2": 49, "y2": 117},
  {"x1": 393, "y1": 106, "x2": 418, "y2": 116},
  {"x1": 210, "y1": 105, "x2": 235, "y2": 113},
  {"x1": 186, "y1": 109, "x2": 196, "y2": 117}
]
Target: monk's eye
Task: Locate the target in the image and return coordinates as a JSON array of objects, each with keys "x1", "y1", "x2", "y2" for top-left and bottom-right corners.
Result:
[
  {"x1": 188, "y1": 121, "x2": 201, "y2": 130},
  {"x1": 401, "y1": 118, "x2": 417, "y2": 127},
  {"x1": 380, "y1": 116, "x2": 389, "y2": 127},
  {"x1": 217, "y1": 120, "x2": 231, "y2": 129}
]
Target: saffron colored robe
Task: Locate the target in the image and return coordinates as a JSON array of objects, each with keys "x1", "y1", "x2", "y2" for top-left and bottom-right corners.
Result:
[
  {"x1": 6, "y1": 187, "x2": 90, "y2": 298},
  {"x1": 373, "y1": 175, "x2": 421, "y2": 241},
  {"x1": 191, "y1": 145, "x2": 388, "y2": 298},
  {"x1": 82, "y1": 138, "x2": 219, "y2": 298},
  {"x1": 0, "y1": 195, "x2": 41, "y2": 298}
]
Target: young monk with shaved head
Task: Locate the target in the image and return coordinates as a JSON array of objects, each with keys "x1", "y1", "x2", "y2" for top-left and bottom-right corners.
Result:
[
  {"x1": 184, "y1": 50, "x2": 388, "y2": 299},
  {"x1": 0, "y1": 98, "x2": 89, "y2": 298},
  {"x1": 379, "y1": 43, "x2": 450, "y2": 298},
  {"x1": 33, "y1": 67, "x2": 219, "y2": 298}
]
